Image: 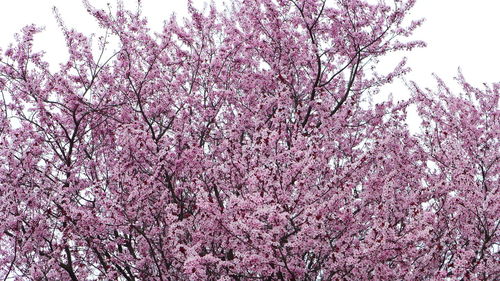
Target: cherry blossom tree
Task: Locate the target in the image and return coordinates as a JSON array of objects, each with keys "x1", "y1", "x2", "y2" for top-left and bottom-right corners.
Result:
[
  {"x1": 0, "y1": 0, "x2": 497, "y2": 280},
  {"x1": 408, "y1": 75, "x2": 499, "y2": 280}
]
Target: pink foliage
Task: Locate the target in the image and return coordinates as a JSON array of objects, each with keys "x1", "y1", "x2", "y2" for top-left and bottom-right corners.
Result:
[{"x1": 0, "y1": 0, "x2": 497, "y2": 280}]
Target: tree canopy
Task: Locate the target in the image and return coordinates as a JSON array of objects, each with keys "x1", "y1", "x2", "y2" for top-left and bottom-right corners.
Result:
[{"x1": 0, "y1": 0, "x2": 498, "y2": 280}]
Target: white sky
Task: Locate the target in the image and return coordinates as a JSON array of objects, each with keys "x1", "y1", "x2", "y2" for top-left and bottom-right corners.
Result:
[{"x1": 1, "y1": 0, "x2": 499, "y2": 130}]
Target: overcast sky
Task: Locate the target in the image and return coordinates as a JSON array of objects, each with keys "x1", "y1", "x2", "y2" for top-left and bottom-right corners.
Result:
[{"x1": 1, "y1": 0, "x2": 499, "y2": 130}]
